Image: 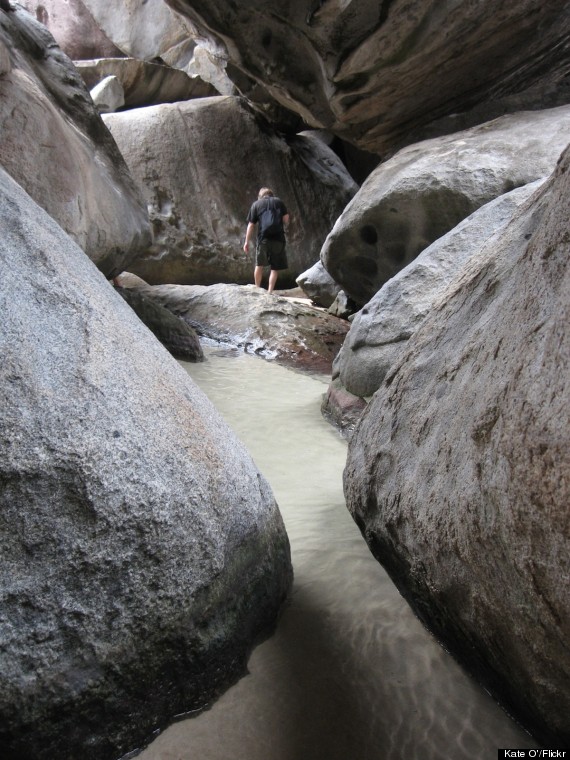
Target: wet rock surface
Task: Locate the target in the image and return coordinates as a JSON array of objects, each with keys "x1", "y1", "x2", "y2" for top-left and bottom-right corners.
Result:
[
  {"x1": 0, "y1": 167, "x2": 292, "y2": 760},
  {"x1": 344, "y1": 146, "x2": 570, "y2": 746},
  {"x1": 321, "y1": 378, "x2": 367, "y2": 439},
  {"x1": 119, "y1": 278, "x2": 350, "y2": 375}
]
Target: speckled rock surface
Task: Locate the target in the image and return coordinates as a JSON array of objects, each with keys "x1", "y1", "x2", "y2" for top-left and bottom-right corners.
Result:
[
  {"x1": 0, "y1": 167, "x2": 292, "y2": 760},
  {"x1": 333, "y1": 179, "x2": 545, "y2": 398},
  {"x1": 344, "y1": 145, "x2": 570, "y2": 746},
  {"x1": 321, "y1": 106, "x2": 570, "y2": 305}
]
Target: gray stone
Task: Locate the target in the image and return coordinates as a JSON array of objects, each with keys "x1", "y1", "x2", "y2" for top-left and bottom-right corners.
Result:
[
  {"x1": 75, "y1": 2, "x2": 234, "y2": 99},
  {"x1": 17, "y1": 0, "x2": 123, "y2": 59},
  {"x1": 20, "y1": 1, "x2": 227, "y2": 96},
  {"x1": 0, "y1": 167, "x2": 292, "y2": 760},
  {"x1": 344, "y1": 144, "x2": 570, "y2": 746},
  {"x1": 164, "y1": 0, "x2": 570, "y2": 155},
  {"x1": 296, "y1": 260, "x2": 341, "y2": 308},
  {"x1": 321, "y1": 378, "x2": 367, "y2": 439},
  {"x1": 115, "y1": 285, "x2": 204, "y2": 362},
  {"x1": 321, "y1": 106, "x2": 570, "y2": 305},
  {"x1": 0, "y1": 37, "x2": 8, "y2": 74},
  {"x1": 79, "y1": 5, "x2": 232, "y2": 102},
  {"x1": 0, "y1": 6, "x2": 151, "y2": 276},
  {"x1": 120, "y1": 279, "x2": 350, "y2": 375},
  {"x1": 175, "y1": 40, "x2": 235, "y2": 96},
  {"x1": 89, "y1": 74, "x2": 124, "y2": 113},
  {"x1": 81, "y1": 0, "x2": 198, "y2": 64},
  {"x1": 327, "y1": 290, "x2": 358, "y2": 320},
  {"x1": 334, "y1": 179, "x2": 545, "y2": 398},
  {"x1": 76, "y1": 57, "x2": 217, "y2": 110},
  {"x1": 103, "y1": 96, "x2": 357, "y2": 287}
]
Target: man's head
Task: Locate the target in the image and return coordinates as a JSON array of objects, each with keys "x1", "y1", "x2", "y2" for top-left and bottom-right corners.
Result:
[{"x1": 258, "y1": 187, "x2": 274, "y2": 199}]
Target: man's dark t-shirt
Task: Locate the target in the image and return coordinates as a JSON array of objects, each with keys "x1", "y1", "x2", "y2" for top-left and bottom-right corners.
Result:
[{"x1": 247, "y1": 197, "x2": 288, "y2": 243}]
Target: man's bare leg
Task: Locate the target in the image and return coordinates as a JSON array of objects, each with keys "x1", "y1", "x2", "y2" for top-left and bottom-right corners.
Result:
[
  {"x1": 268, "y1": 268, "x2": 279, "y2": 294},
  {"x1": 254, "y1": 265, "x2": 264, "y2": 288}
]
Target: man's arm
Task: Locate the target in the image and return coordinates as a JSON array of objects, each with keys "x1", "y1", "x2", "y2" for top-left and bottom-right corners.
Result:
[{"x1": 243, "y1": 221, "x2": 256, "y2": 252}]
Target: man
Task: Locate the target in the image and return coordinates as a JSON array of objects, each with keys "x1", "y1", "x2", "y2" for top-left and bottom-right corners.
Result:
[{"x1": 243, "y1": 187, "x2": 290, "y2": 294}]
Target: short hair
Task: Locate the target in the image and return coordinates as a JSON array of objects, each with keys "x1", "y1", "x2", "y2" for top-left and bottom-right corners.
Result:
[{"x1": 258, "y1": 187, "x2": 274, "y2": 199}]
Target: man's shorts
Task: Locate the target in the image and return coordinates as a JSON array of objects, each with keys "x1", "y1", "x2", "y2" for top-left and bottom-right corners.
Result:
[{"x1": 256, "y1": 238, "x2": 288, "y2": 270}]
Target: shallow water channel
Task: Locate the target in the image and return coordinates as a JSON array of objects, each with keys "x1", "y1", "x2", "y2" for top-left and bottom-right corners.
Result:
[{"x1": 138, "y1": 346, "x2": 537, "y2": 760}]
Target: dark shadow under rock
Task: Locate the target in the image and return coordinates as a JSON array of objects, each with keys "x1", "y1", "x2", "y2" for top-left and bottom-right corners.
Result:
[
  {"x1": 116, "y1": 285, "x2": 204, "y2": 362},
  {"x1": 321, "y1": 378, "x2": 368, "y2": 439}
]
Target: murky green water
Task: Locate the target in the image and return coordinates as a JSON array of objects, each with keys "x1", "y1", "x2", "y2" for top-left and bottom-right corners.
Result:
[{"x1": 137, "y1": 346, "x2": 537, "y2": 760}]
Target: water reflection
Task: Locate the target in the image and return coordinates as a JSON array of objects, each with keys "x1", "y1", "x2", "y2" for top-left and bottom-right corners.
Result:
[{"x1": 137, "y1": 348, "x2": 536, "y2": 759}]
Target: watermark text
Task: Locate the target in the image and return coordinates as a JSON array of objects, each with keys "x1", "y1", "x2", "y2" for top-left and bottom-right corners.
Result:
[{"x1": 499, "y1": 751, "x2": 568, "y2": 759}]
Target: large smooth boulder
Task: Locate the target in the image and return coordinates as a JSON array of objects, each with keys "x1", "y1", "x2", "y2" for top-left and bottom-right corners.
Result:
[
  {"x1": 344, "y1": 144, "x2": 570, "y2": 746},
  {"x1": 322, "y1": 106, "x2": 570, "y2": 305},
  {"x1": 76, "y1": 57, "x2": 217, "y2": 110},
  {"x1": 0, "y1": 6, "x2": 151, "y2": 276},
  {"x1": 334, "y1": 179, "x2": 545, "y2": 399},
  {"x1": 119, "y1": 278, "x2": 350, "y2": 375},
  {"x1": 164, "y1": 0, "x2": 570, "y2": 155},
  {"x1": 0, "y1": 166, "x2": 292, "y2": 760},
  {"x1": 17, "y1": 0, "x2": 123, "y2": 59},
  {"x1": 104, "y1": 96, "x2": 358, "y2": 287}
]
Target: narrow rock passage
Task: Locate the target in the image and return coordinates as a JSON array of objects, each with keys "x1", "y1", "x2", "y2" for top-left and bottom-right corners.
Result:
[{"x1": 136, "y1": 347, "x2": 537, "y2": 760}]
